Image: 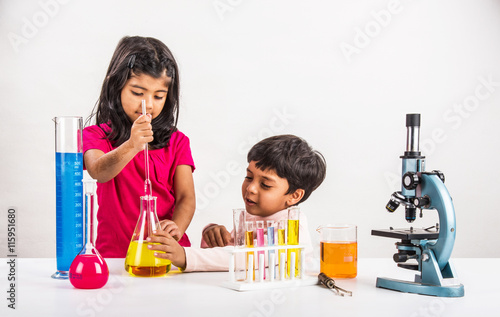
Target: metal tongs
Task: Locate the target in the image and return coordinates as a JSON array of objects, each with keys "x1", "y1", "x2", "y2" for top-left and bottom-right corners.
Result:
[{"x1": 318, "y1": 273, "x2": 353, "y2": 297}]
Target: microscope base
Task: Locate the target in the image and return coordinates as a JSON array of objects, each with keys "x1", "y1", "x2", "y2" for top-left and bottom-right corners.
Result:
[{"x1": 376, "y1": 277, "x2": 464, "y2": 297}]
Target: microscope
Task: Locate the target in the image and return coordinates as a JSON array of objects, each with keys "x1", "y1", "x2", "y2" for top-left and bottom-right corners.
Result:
[{"x1": 371, "y1": 114, "x2": 464, "y2": 297}]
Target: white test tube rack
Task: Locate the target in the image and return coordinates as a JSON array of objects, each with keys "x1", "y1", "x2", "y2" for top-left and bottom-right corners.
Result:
[{"x1": 222, "y1": 244, "x2": 317, "y2": 291}]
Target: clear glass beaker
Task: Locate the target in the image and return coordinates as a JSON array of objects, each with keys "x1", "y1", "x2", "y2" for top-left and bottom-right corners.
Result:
[
  {"x1": 317, "y1": 224, "x2": 357, "y2": 278},
  {"x1": 69, "y1": 179, "x2": 109, "y2": 289},
  {"x1": 124, "y1": 195, "x2": 171, "y2": 277},
  {"x1": 52, "y1": 116, "x2": 84, "y2": 279}
]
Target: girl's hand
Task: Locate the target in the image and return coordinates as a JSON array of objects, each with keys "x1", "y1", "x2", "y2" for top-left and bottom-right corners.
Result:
[
  {"x1": 159, "y1": 219, "x2": 182, "y2": 241},
  {"x1": 202, "y1": 224, "x2": 231, "y2": 248},
  {"x1": 129, "y1": 114, "x2": 153, "y2": 153},
  {"x1": 147, "y1": 231, "x2": 186, "y2": 269}
]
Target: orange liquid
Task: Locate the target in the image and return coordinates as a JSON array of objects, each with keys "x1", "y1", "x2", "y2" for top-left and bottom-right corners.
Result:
[{"x1": 320, "y1": 241, "x2": 357, "y2": 278}]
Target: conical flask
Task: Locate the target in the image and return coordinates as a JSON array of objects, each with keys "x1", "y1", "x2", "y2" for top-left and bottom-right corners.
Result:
[
  {"x1": 69, "y1": 179, "x2": 109, "y2": 289},
  {"x1": 124, "y1": 195, "x2": 172, "y2": 277}
]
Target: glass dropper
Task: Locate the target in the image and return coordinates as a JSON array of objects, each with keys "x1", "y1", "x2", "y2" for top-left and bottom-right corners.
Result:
[{"x1": 142, "y1": 99, "x2": 152, "y2": 198}]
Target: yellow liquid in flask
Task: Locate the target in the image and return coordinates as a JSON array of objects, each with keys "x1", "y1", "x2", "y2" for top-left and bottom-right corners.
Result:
[{"x1": 124, "y1": 241, "x2": 171, "y2": 277}]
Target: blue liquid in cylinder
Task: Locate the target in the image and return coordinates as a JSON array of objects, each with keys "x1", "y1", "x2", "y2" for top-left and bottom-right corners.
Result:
[{"x1": 56, "y1": 152, "x2": 83, "y2": 272}]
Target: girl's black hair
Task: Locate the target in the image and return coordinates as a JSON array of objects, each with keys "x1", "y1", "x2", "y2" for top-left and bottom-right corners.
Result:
[
  {"x1": 86, "y1": 36, "x2": 180, "y2": 149},
  {"x1": 247, "y1": 135, "x2": 327, "y2": 205}
]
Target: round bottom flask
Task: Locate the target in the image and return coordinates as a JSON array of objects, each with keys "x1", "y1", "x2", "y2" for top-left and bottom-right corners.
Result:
[{"x1": 69, "y1": 179, "x2": 109, "y2": 289}]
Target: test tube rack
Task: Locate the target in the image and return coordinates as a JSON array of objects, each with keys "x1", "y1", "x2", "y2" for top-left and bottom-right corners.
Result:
[{"x1": 222, "y1": 244, "x2": 317, "y2": 291}]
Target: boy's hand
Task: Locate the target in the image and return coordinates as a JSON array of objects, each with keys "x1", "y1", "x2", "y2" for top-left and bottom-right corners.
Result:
[
  {"x1": 147, "y1": 230, "x2": 186, "y2": 269},
  {"x1": 202, "y1": 224, "x2": 231, "y2": 248},
  {"x1": 159, "y1": 219, "x2": 182, "y2": 241}
]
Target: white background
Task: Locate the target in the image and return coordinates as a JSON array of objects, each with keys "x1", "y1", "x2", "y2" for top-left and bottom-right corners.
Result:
[{"x1": 0, "y1": 0, "x2": 499, "y2": 260}]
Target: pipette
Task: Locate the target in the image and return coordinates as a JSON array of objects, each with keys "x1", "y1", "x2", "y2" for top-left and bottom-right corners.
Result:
[{"x1": 142, "y1": 100, "x2": 152, "y2": 197}]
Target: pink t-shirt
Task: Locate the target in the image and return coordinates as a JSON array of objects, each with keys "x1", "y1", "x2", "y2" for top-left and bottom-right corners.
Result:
[{"x1": 83, "y1": 124, "x2": 195, "y2": 257}]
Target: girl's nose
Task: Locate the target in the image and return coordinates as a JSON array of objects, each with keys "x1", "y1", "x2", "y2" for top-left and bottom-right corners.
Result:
[{"x1": 143, "y1": 98, "x2": 154, "y2": 114}]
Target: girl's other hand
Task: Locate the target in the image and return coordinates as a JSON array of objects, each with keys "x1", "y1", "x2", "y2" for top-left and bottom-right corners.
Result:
[
  {"x1": 129, "y1": 113, "x2": 153, "y2": 153},
  {"x1": 202, "y1": 224, "x2": 231, "y2": 248},
  {"x1": 160, "y1": 219, "x2": 182, "y2": 241},
  {"x1": 147, "y1": 231, "x2": 186, "y2": 269}
]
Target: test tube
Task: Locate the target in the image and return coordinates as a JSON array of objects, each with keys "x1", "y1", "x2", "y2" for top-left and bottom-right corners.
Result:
[
  {"x1": 267, "y1": 220, "x2": 275, "y2": 281},
  {"x1": 287, "y1": 207, "x2": 300, "y2": 278},
  {"x1": 233, "y1": 208, "x2": 246, "y2": 281},
  {"x1": 245, "y1": 221, "x2": 255, "y2": 281},
  {"x1": 277, "y1": 219, "x2": 287, "y2": 280},
  {"x1": 256, "y1": 221, "x2": 265, "y2": 280}
]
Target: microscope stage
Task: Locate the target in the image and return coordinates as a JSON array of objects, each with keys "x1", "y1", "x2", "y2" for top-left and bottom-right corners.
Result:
[{"x1": 371, "y1": 228, "x2": 439, "y2": 240}]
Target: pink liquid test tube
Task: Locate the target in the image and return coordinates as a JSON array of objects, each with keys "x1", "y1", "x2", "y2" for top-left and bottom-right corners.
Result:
[{"x1": 256, "y1": 221, "x2": 265, "y2": 279}]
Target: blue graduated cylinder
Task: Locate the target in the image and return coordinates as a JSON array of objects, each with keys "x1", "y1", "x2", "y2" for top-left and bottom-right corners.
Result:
[{"x1": 55, "y1": 152, "x2": 83, "y2": 273}]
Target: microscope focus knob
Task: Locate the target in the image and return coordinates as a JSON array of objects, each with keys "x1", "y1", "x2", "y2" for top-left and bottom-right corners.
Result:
[
  {"x1": 403, "y1": 172, "x2": 420, "y2": 190},
  {"x1": 431, "y1": 170, "x2": 445, "y2": 183}
]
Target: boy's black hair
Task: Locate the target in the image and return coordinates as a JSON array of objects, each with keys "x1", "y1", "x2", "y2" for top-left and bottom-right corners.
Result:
[
  {"x1": 86, "y1": 36, "x2": 180, "y2": 149},
  {"x1": 247, "y1": 134, "x2": 326, "y2": 205}
]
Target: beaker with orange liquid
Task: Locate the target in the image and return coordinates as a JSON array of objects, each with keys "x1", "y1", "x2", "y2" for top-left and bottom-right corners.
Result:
[{"x1": 317, "y1": 224, "x2": 357, "y2": 278}]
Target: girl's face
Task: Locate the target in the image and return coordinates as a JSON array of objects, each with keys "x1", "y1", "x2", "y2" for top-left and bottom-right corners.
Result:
[
  {"x1": 242, "y1": 161, "x2": 297, "y2": 217},
  {"x1": 120, "y1": 72, "x2": 171, "y2": 122}
]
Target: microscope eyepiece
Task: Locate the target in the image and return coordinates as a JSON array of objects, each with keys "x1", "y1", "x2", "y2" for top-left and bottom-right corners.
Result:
[
  {"x1": 404, "y1": 113, "x2": 423, "y2": 158},
  {"x1": 406, "y1": 114, "x2": 421, "y2": 127}
]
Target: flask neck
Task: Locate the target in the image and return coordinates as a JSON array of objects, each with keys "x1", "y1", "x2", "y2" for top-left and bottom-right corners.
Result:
[{"x1": 132, "y1": 195, "x2": 160, "y2": 241}]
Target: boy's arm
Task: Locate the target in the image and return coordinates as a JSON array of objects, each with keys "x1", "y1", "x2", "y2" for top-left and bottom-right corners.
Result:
[
  {"x1": 202, "y1": 224, "x2": 232, "y2": 248},
  {"x1": 147, "y1": 230, "x2": 230, "y2": 272}
]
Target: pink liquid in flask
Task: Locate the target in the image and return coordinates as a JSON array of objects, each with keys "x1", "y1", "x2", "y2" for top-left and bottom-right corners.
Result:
[
  {"x1": 69, "y1": 179, "x2": 109, "y2": 289},
  {"x1": 69, "y1": 253, "x2": 108, "y2": 289}
]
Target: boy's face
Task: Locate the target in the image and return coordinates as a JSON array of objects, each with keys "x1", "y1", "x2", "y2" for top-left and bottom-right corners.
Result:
[{"x1": 242, "y1": 161, "x2": 301, "y2": 217}]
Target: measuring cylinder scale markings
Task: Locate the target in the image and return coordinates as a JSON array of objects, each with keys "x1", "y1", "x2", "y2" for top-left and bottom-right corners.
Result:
[{"x1": 52, "y1": 117, "x2": 84, "y2": 279}]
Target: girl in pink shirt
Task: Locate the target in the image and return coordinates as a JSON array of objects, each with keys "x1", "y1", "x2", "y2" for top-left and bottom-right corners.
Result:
[{"x1": 83, "y1": 36, "x2": 195, "y2": 258}]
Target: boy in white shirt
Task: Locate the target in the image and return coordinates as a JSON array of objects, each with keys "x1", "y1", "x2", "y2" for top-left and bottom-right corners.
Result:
[{"x1": 147, "y1": 134, "x2": 327, "y2": 271}]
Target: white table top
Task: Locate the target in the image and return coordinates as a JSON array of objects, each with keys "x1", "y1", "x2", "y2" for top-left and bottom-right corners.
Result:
[{"x1": 1, "y1": 258, "x2": 499, "y2": 316}]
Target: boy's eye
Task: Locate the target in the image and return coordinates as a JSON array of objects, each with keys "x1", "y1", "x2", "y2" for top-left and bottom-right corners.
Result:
[
  {"x1": 244, "y1": 176, "x2": 252, "y2": 181},
  {"x1": 132, "y1": 91, "x2": 143, "y2": 96},
  {"x1": 261, "y1": 183, "x2": 271, "y2": 189}
]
